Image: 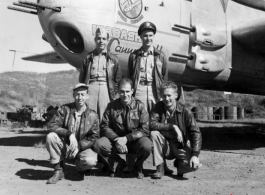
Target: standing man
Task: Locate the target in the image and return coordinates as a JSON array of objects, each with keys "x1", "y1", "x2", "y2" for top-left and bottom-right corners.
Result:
[
  {"x1": 46, "y1": 83, "x2": 99, "y2": 184},
  {"x1": 127, "y1": 21, "x2": 170, "y2": 174},
  {"x1": 94, "y1": 78, "x2": 152, "y2": 179},
  {"x1": 150, "y1": 81, "x2": 202, "y2": 179},
  {"x1": 127, "y1": 21, "x2": 168, "y2": 113},
  {"x1": 79, "y1": 28, "x2": 122, "y2": 121}
]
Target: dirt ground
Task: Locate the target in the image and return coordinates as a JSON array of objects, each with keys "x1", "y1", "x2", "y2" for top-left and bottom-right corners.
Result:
[{"x1": 1, "y1": 120, "x2": 265, "y2": 195}]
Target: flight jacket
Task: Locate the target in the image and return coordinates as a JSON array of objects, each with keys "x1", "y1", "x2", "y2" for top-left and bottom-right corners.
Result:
[
  {"x1": 127, "y1": 47, "x2": 168, "y2": 99},
  {"x1": 100, "y1": 97, "x2": 150, "y2": 142},
  {"x1": 150, "y1": 101, "x2": 202, "y2": 157},
  {"x1": 79, "y1": 50, "x2": 122, "y2": 100},
  {"x1": 48, "y1": 103, "x2": 100, "y2": 151}
]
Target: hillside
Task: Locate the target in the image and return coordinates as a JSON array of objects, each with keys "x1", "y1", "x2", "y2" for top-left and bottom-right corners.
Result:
[
  {"x1": 0, "y1": 70, "x2": 265, "y2": 117},
  {"x1": 0, "y1": 70, "x2": 79, "y2": 112}
]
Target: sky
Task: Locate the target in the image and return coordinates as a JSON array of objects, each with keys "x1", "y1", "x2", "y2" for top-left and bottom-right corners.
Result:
[{"x1": 0, "y1": 0, "x2": 75, "y2": 73}]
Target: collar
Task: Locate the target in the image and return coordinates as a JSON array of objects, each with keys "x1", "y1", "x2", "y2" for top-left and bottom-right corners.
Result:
[
  {"x1": 136, "y1": 46, "x2": 160, "y2": 57},
  {"x1": 140, "y1": 47, "x2": 154, "y2": 55},
  {"x1": 69, "y1": 103, "x2": 89, "y2": 117},
  {"x1": 88, "y1": 49, "x2": 109, "y2": 60},
  {"x1": 94, "y1": 48, "x2": 107, "y2": 56},
  {"x1": 119, "y1": 96, "x2": 136, "y2": 109},
  {"x1": 164, "y1": 101, "x2": 182, "y2": 114}
]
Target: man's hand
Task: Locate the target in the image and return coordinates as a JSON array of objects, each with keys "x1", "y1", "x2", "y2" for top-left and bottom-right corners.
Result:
[
  {"x1": 173, "y1": 125, "x2": 183, "y2": 143},
  {"x1": 114, "y1": 137, "x2": 128, "y2": 146},
  {"x1": 190, "y1": 156, "x2": 200, "y2": 169},
  {"x1": 69, "y1": 134, "x2": 78, "y2": 151},
  {"x1": 114, "y1": 137, "x2": 128, "y2": 154}
]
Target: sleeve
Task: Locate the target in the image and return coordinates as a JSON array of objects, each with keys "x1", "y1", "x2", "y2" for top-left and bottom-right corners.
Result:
[
  {"x1": 186, "y1": 109, "x2": 202, "y2": 157},
  {"x1": 161, "y1": 53, "x2": 168, "y2": 81},
  {"x1": 79, "y1": 58, "x2": 87, "y2": 83},
  {"x1": 100, "y1": 103, "x2": 119, "y2": 141},
  {"x1": 126, "y1": 102, "x2": 150, "y2": 142},
  {"x1": 127, "y1": 53, "x2": 133, "y2": 78},
  {"x1": 78, "y1": 112, "x2": 100, "y2": 150},
  {"x1": 113, "y1": 56, "x2": 122, "y2": 98},
  {"x1": 48, "y1": 106, "x2": 72, "y2": 139},
  {"x1": 149, "y1": 103, "x2": 174, "y2": 131}
]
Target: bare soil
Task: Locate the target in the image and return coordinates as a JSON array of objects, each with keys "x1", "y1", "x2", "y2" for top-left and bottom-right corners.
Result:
[{"x1": 1, "y1": 120, "x2": 265, "y2": 195}]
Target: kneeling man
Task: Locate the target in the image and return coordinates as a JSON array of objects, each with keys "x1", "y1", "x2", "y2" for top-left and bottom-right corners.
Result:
[
  {"x1": 94, "y1": 78, "x2": 152, "y2": 179},
  {"x1": 46, "y1": 83, "x2": 99, "y2": 184},
  {"x1": 150, "y1": 81, "x2": 202, "y2": 179}
]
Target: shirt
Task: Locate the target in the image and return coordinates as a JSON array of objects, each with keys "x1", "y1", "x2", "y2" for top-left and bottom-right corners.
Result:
[
  {"x1": 70, "y1": 105, "x2": 86, "y2": 139},
  {"x1": 90, "y1": 50, "x2": 107, "y2": 81},
  {"x1": 139, "y1": 48, "x2": 154, "y2": 82}
]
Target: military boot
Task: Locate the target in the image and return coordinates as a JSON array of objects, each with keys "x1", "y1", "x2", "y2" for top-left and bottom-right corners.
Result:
[
  {"x1": 47, "y1": 169, "x2": 65, "y2": 184},
  {"x1": 47, "y1": 161, "x2": 65, "y2": 184},
  {"x1": 152, "y1": 163, "x2": 164, "y2": 179},
  {"x1": 164, "y1": 160, "x2": 173, "y2": 175}
]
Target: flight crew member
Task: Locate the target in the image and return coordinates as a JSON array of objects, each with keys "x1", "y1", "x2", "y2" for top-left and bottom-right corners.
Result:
[
  {"x1": 79, "y1": 28, "x2": 122, "y2": 121},
  {"x1": 127, "y1": 21, "x2": 171, "y2": 174},
  {"x1": 127, "y1": 21, "x2": 168, "y2": 113},
  {"x1": 94, "y1": 78, "x2": 152, "y2": 179},
  {"x1": 150, "y1": 81, "x2": 202, "y2": 179},
  {"x1": 46, "y1": 83, "x2": 99, "y2": 184}
]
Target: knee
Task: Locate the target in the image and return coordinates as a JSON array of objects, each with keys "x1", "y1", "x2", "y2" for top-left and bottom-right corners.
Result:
[
  {"x1": 46, "y1": 132, "x2": 58, "y2": 144},
  {"x1": 150, "y1": 131, "x2": 160, "y2": 141},
  {"x1": 76, "y1": 156, "x2": 97, "y2": 171},
  {"x1": 141, "y1": 139, "x2": 153, "y2": 154},
  {"x1": 93, "y1": 137, "x2": 108, "y2": 153}
]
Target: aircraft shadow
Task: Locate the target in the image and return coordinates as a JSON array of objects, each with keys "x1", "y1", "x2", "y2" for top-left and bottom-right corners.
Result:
[
  {"x1": 0, "y1": 136, "x2": 46, "y2": 147},
  {"x1": 15, "y1": 158, "x2": 88, "y2": 181},
  {"x1": 15, "y1": 130, "x2": 49, "y2": 134},
  {"x1": 200, "y1": 125, "x2": 265, "y2": 151}
]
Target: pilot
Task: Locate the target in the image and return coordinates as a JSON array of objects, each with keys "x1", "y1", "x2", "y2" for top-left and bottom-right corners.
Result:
[
  {"x1": 93, "y1": 78, "x2": 152, "y2": 179},
  {"x1": 127, "y1": 21, "x2": 168, "y2": 113},
  {"x1": 79, "y1": 28, "x2": 122, "y2": 122},
  {"x1": 150, "y1": 81, "x2": 202, "y2": 179},
  {"x1": 127, "y1": 21, "x2": 170, "y2": 175},
  {"x1": 46, "y1": 83, "x2": 99, "y2": 184}
]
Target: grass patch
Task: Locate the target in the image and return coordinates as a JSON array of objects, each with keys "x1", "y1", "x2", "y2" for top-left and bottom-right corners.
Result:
[{"x1": 34, "y1": 140, "x2": 46, "y2": 149}]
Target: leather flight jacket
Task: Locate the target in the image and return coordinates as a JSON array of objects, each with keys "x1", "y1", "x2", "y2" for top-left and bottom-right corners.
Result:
[
  {"x1": 100, "y1": 97, "x2": 150, "y2": 142},
  {"x1": 79, "y1": 50, "x2": 122, "y2": 100},
  {"x1": 48, "y1": 103, "x2": 100, "y2": 151},
  {"x1": 127, "y1": 47, "x2": 168, "y2": 100},
  {"x1": 150, "y1": 101, "x2": 202, "y2": 157}
]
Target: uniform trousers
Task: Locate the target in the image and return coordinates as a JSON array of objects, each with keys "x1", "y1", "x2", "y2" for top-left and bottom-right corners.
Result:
[
  {"x1": 88, "y1": 81, "x2": 110, "y2": 122},
  {"x1": 94, "y1": 137, "x2": 152, "y2": 172},
  {"x1": 150, "y1": 131, "x2": 199, "y2": 174},
  {"x1": 135, "y1": 84, "x2": 158, "y2": 113},
  {"x1": 46, "y1": 132, "x2": 98, "y2": 172}
]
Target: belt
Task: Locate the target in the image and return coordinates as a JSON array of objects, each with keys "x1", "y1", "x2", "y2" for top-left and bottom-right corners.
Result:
[
  {"x1": 139, "y1": 81, "x2": 152, "y2": 86},
  {"x1": 89, "y1": 80, "x2": 107, "y2": 84}
]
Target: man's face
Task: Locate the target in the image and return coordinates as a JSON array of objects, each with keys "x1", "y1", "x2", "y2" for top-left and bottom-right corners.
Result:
[
  {"x1": 94, "y1": 32, "x2": 108, "y2": 51},
  {"x1": 119, "y1": 83, "x2": 133, "y2": 105},
  {"x1": 161, "y1": 88, "x2": 178, "y2": 108},
  {"x1": 140, "y1": 30, "x2": 155, "y2": 48},
  {"x1": 73, "y1": 88, "x2": 89, "y2": 107}
]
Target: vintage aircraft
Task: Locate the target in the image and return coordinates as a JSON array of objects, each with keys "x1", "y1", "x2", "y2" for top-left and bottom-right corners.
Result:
[{"x1": 7, "y1": 0, "x2": 265, "y2": 95}]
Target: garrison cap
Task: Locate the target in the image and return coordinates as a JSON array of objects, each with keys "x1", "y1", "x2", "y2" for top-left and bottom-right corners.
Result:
[
  {"x1": 95, "y1": 28, "x2": 109, "y2": 39},
  {"x1": 138, "y1": 21, "x2": 156, "y2": 36},
  {"x1": 73, "y1": 83, "x2": 89, "y2": 91}
]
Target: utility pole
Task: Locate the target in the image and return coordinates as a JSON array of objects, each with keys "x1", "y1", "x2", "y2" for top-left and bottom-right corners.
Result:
[{"x1": 9, "y1": 50, "x2": 17, "y2": 71}]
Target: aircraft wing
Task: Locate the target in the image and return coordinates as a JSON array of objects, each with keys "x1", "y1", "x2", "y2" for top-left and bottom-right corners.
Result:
[{"x1": 22, "y1": 51, "x2": 66, "y2": 64}]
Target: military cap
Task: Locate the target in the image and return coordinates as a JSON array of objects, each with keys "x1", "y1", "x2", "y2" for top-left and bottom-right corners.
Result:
[
  {"x1": 95, "y1": 28, "x2": 109, "y2": 39},
  {"x1": 138, "y1": 21, "x2": 156, "y2": 36},
  {"x1": 73, "y1": 83, "x2": 89, "y2": 91}
]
